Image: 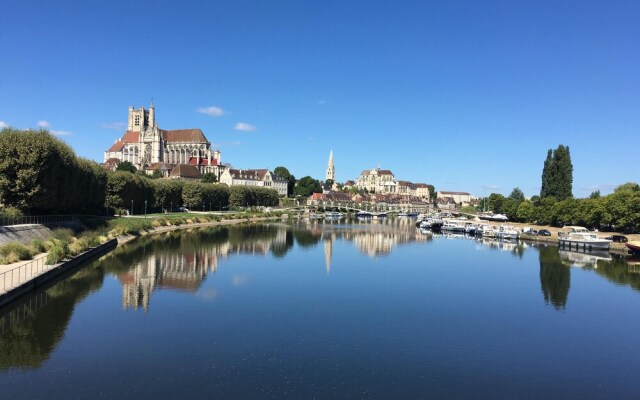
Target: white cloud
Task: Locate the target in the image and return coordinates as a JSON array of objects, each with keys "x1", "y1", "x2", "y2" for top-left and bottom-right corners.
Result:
[
  {"x1": 51, "y1": 130, "x2": 72, "y2": 136},
  {"x1": 234, "y1": 122, "x2": 256, "y2": 132},
  {"x1": 197, "y1": 106, "x2": 225, "y2": 117},
  {"x1": 0, "y1": 121, "x2": 8, "y2": 128},
  {"x1": 37, "y1": 120, "x2": 50, "y2": 128},
  {"x1": 101, "y1": 122, "x2": 126, "y2": 130}
]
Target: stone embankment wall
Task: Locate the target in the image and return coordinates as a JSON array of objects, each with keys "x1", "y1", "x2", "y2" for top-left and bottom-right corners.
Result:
[
  {"x1": 0, "y1": 225, "x2": 54, "y2": 245},
  {"x1": 0, "y1": 238, "x2": 118, "y2": 308},
  {"x1": 0, "y1": 222, "x2": 85, "y2": 245}
]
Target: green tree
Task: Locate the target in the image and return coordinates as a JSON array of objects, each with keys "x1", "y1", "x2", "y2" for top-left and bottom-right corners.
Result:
[
  {"x1": 516, "y1": 201, "x2": 536, "y2": 222},
  {"x1": 293, "y1": 176, "x2": 322, "y2": 197},
  {"x1": 116, "y1": 161, "x2": 137, "y2": 173},
  {"x1": 151, "y1": 170, "x2": 163, "y2": 179},
  {"x1": 0, "y1": 128, "x2": 100, "y2": 214},
  {"x1": 509, "y1": 187, "x2": 525, "y2": 203},
  {"x1": 487, "y1": 193, "x2": 506, "y2": 214},
  {"x1": 540, "y1": 144, "x2": 573, "y2": 200},
  {"x1": 589, "y1": 190, "x2": 601, "y2": 199},
  {"x1": 154, "y1": 180, "x2": 183, "y2": 211},
  {"x1": 201, "y1": 173, "x2": 217, "y2": 183},
  {"x1": 274, "y1": 166, "x2": 296, "y2": 197}
]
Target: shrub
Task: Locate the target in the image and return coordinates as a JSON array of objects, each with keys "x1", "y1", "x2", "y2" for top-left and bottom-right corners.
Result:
[
  {"x1": 0, "y1": 242, "x2": 34, "y2": 264},
  {"x1": 0, "y1": 206, "x2": 24, "y2": 218},
  {"x1": 52, "y1": 228, "x2": 74, "y2": 242},
  {"x1": 30, "y1": 239, "x2": 48, "y2": 253},
  {"x1": 47, "y1": 242, "x2": 69, "y2": 264}
]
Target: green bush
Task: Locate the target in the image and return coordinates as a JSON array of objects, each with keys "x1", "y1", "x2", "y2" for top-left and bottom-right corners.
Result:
[
  {"x1": 30, "y1": 239, "x2": 47, "y2": 253},
  {"x1": 0, "y1": 242, "x2": 35, "y2": 264},
  {"x1": 52, "y1": 228, "x2": 74, "y2": 242},
  {"x1": 0, "y1": 206, "x2": 24, "y2": 218},
  {"x1": 46, "y1": 242, "x2": 69, "y2": 264}
]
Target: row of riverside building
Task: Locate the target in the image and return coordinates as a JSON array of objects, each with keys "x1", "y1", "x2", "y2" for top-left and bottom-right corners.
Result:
[
  {"x1": 102, "y1": 104, "x2": 288, "y2": 196},
  {"x1": 102, "y1": 104, "x2": 474, "y2": 206}
]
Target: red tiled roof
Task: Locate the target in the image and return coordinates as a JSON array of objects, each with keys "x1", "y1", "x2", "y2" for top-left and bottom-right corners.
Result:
[
  {"x1": 122, "y1": 131, "x2": 140, "y2": 143},
  {"x1": 188, "y1": 157, "x2": 218, "y2": 166},
  {"x1": 163, "y1": 129, "x2": 208, "y2": 143},
  {"x1": 107, "y1": 141, "x2": 125, "y2": 152},
  {"x1": 105, "y1": 158, "x2": 121, "y2": 165}
]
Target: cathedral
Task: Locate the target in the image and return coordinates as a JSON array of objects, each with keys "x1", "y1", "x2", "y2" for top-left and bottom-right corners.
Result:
[{"x1": 104, "y1": 104, "x2": 222, "y2": 177}]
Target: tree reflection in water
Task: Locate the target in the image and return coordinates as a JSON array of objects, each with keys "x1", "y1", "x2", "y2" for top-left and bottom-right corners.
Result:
[{"x1": 539, "y1": 245, "x2": 571, "y2": 310}]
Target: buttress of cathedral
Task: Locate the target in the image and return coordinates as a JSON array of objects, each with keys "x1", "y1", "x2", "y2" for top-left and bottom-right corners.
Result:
[{"x1": 104, "y1": 104, "x2": 223, "y2": 178}]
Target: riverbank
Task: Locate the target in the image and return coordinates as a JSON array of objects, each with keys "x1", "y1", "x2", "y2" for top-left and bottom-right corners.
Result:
[
  {"x1": 0, "y1": 214, "x2": 288, "y2": 307},
  {"x1": 470, "y1": 220, "x2": 637, "y2": 255},
  {"x1": 114, "y1": 214, "x2": 288, "y2": 246}
]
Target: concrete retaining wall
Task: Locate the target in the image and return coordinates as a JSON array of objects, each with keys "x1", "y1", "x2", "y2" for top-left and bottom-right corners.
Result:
[
  {"x1": 0, "y1": 224, "x2": 54, "y2": 245},
  {"x1": 0, "y1": 238, "x2": 117, "y2": 309}
]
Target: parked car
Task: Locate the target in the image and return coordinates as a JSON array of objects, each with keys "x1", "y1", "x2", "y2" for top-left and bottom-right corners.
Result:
[
  {"x1": 605, "y1": 235, "x2": 628, "y2": 243},
  {"x1": 538, "y1": 229, "x2": 552, "y2": 236},
  {"x1": 178, "y1": 206, "x2": 190, "y2": 212}
]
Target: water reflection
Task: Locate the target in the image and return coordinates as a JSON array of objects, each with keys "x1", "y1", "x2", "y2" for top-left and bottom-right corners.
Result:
[
  {"x1": 2, "y1": 222, "x2": 640, "y2": 374},
  {"x1": 0, "y1": 265, "x2": 105, "y2": 370},
  {"x1": 539, "y1": 246, "x2": 571, "y2": 310}
]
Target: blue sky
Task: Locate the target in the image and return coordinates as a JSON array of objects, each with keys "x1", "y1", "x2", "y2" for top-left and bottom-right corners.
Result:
[{"x1": 1, "y1": 0, "x2": 638, "y2": 197}]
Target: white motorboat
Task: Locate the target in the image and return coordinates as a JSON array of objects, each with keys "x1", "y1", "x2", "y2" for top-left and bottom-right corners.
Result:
[
  {"x1": 497, "y1": 225, "x2": 520, "y2": 240},
  {"x1": 325, "y1": 211, "x2": 344, "y2": 219},
  {"x1": 464, "y1": 223, "x2": 478, "y2": 235},
  {"x1": 419, "y1": 217, "x2": 444, "y2": 231},
  {"x1": 558, "y1": 226, "x2": 611, "y2": 251},
  {"x1": 442, "y1": 221, "x2": 465, "y2": 233},
  {"x1": 476, "y1": 224, "x2": 497, "y2": 238}
]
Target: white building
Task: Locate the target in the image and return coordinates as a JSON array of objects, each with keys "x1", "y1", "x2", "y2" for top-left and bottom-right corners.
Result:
[
  {"x1": 355, "y1": 168, "x2": 396, "y2": 193},
  {"x1": 219, "y1": 169, "x2": 288, "y2": 196},
  {"x1": 437, "y1": 191, "x2": 472, "y2": 205}
]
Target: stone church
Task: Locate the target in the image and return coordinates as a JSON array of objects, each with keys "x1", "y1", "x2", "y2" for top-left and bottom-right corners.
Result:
[{"x1": 104, "y1": 104, "x2": 222, "y2": 178}]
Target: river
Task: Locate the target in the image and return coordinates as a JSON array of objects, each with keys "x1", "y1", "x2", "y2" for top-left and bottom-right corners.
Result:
[{"x1": 1, "y1": 219, "x2": 640, "y2": 399}]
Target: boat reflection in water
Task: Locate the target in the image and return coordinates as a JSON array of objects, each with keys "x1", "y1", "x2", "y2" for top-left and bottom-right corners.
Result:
[{"x1": 558, "y1": 249, "x2": 612, "y2": 268}]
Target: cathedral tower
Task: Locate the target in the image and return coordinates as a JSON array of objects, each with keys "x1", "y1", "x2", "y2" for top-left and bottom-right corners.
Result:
[{"x1": 325, "y1": 150, "x2": 335, "y2": 181}]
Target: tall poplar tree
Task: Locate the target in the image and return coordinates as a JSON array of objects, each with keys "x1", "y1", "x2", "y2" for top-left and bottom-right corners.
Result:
[{"x1": 540, "y1": 145, "x2": 573, "y2": 201}]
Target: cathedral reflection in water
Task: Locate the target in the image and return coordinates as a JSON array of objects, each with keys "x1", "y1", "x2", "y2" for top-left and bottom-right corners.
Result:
[{"x1": 117, "y1": 222, "x2": 432, "y2": 310}]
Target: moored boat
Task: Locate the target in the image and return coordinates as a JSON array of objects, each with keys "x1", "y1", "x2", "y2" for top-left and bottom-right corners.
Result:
[
  {"x1": 558, "y1": 226, "x2": 611, "y2": 251},
  {"x1": 442, "y1": 221, "x2": 465, "y2": 233},
  {"x1": 626, "y1": 241, "x2": 640, "y2": 254},
  {"x1": 496, "y1": 225, "x2": 520, "y2": 240},
  {"x1": 476, "y1": 224, "x2": 497, "y2": 238}
]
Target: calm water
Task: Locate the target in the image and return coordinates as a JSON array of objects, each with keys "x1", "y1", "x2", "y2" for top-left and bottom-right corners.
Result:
[{"x1": 2, "y1": 220, "x2": 640, "y2": 399}]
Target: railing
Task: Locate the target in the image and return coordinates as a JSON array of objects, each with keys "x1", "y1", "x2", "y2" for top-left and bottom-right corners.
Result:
[
  {"x1": 0, "y1": 256, "x2": 53, "y2": 294},
  {"x1": 0, "y1": 215, "x2": 78, "y2": 227},
  {"x1": 0, "y1": 214, "x2": 111, "y2": 227}
]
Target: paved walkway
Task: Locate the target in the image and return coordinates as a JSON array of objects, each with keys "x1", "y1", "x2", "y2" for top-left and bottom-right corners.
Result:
[{"x1": 0, "y1": 253, "x2": 50, "y2": 295}]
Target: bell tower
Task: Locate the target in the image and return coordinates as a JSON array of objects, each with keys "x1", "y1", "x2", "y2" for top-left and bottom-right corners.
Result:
[{"x1": 325, "y1": 150, "x2": 335, "y2": 181}]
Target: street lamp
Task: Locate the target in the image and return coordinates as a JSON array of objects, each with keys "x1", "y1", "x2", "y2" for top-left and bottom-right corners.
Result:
[
  {"x1": 170, "y1": 201, "x2": 173, "y2": 213},
  {"x1": 131, "y1": 200, "x2": 133, "y2": 216},
  {"x1": 144, "y1": 200, "x2": 147, "y2": 218}
]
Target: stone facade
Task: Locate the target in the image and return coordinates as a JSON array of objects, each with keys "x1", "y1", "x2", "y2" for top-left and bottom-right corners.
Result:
[{"x1": 104, "y1": 104, "x2": 223, "y2": 177}]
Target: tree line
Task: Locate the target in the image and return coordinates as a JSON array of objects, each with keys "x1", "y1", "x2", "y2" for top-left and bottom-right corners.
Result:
[
  {"x1": 0, "y1": 128, "x2": 279, "y2": 215},
  {"x1": 478, "y1": 144, "x2": 639, "y2": 232}
]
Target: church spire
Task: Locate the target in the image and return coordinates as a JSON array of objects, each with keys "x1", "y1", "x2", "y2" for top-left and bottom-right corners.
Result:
[{"x1": 325, "y1": 150, "x2": 335, "y2": 182}]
